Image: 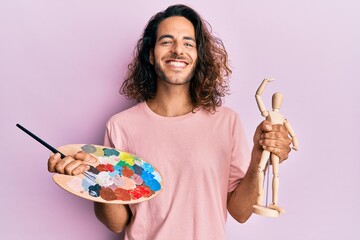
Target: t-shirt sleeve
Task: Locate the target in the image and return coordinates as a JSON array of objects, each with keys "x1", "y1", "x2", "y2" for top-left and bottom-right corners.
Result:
[
  {"x1": 103, "y1": 122, "x2": 115, "y2": 148},
  {"x1": 228, "y1": 113, "x2": 251, "y2": 192},
  {"x1": 103, "y1": 116, "x2": 130, "y2": 152}
]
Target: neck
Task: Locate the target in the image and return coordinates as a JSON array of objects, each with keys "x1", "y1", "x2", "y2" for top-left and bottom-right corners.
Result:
[{"x1": 147, "y1": 81, "x2": 193, "y2": 117}]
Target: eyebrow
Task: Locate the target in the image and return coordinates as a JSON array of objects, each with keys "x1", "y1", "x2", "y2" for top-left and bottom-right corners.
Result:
[{"x1": 158, "y1": 34, "x2": 196, "y2": 42}]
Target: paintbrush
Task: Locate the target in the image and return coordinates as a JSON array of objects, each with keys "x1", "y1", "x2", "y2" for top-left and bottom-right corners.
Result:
[
  {"x1": 16, "y1": 123, "x2": 98, "y2": 178},
  {"x1": 16, "y1": 124, "x2": 67, "y2": 158}
]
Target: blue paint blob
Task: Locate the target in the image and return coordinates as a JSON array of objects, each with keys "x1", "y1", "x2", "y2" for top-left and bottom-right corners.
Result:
[
  {"x1": 140, "y1": 170, "x2": 161, "y2": 191},
  {"x1": 81, "y1": 178, "x2": 93, "y2": 191},
  {"x1": 152, "y1": 171, "x2": 162, "y2": 182},
  {"x1": 109, "y1": 170, "x2": 120, "y2": 177},
  {"x1": 114, "y1": 165, "x2": 123, "y2": 172},
  {"x1": 141, "y1": 171, "x2": 155, "y2": 182},
  {"x1": 145, "y1": 179, "x2": 161, "y2": 191},
  {"x1": 133, "y1": 164, "x2": 143, "y2": 175},
  {"x1": 142, "y1": 162, "x2": 154, "y2": 172},
  {"x1": 88, "y1": 184, "x2": 101, "y2": 197},
  {"x1": 103, "y1": 148, "x2": 120, "y2": 157}
]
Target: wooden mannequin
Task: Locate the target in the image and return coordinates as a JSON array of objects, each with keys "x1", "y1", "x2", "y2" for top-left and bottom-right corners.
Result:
[{"x1": 253, "y1": 78, "x2": 298, "y2": 217}]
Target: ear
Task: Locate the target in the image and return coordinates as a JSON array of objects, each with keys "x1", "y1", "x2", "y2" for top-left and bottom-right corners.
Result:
[{"x1": 149, "y1": 49, "x2": 154, "y2": 65}]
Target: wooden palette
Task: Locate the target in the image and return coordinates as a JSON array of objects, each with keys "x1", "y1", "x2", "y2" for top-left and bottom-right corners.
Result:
[{"x1": 53, "y1": 144, "x2": 163, "y2": 204}]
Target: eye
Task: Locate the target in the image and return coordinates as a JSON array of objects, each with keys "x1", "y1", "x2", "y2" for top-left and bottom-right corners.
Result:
[
  {"x1": 161, "y1": 41, "x2": 172, "y2": 45},
  {"x1": 184, "y1": 42, "x2": 194, "y2": 47}
]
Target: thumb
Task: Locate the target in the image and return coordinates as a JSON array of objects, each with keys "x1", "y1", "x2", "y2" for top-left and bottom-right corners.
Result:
[
  {"x1": 253, "y1": 120, "x2": 272, "y2": 143},
  {"x1": 260, "y1": 120, "x2": 272, "y2": 132}
]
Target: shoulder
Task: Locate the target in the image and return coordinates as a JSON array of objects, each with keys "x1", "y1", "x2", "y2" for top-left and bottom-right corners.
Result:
[
  {"x1": 214, "y1": 106, "x2": 244, "y2": 129},
  {"x1": 106, "y1": 102, "x2": 146, "y2": 127},
  {"x1": 215, "y1": 105, "x2": 238, "y2": 116},
  {"x1": 195, "y1": 105, "x2": 240, "y2": 128},
  {"x1": 210, "y1": 105, "x2": 239, "y2": 121}
]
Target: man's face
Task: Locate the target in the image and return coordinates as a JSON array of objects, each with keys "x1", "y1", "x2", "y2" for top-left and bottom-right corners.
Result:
[{"x1": 150, "y1": 16, "x2": 198, "y2": 85}]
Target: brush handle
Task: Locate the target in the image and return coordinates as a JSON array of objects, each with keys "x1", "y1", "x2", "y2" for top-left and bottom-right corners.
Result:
[{"x1": 16, "y1": 123, "x2": 66, "y2": 158}]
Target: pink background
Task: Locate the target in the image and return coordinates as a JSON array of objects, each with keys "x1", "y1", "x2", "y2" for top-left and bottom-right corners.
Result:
[{"x1": 1, "y1": 1, "x2": 359, "y2": 239}]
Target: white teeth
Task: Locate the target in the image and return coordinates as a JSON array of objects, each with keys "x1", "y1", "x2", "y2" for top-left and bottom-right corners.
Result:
[{"x1": 168, "y1": 61, "x2": 186, "y2": 67}]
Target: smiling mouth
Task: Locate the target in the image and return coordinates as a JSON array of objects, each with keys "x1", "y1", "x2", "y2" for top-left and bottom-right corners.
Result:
[{"x1": 166, "y1": 60, "x2": 188, "y2": 68}]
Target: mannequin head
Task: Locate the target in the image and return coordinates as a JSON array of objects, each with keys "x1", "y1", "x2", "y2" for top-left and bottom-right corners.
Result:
[{"x1": 272, "y1": 92, "x2": 283, "y2": 110}]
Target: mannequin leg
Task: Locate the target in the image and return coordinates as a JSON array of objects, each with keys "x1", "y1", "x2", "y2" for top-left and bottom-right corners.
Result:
[
  {"x1": 269, "y1": 154, "x2": 285, "y2": 213},
  {"x1": 271, "y1": 154, "x2": 279, "y2": 205},
  {"x1": 253, "y1": 150, "x2": 280, "y2": 217},
  {"x1": 256, "y1": 150, "x2": 270, "y2": 205}
]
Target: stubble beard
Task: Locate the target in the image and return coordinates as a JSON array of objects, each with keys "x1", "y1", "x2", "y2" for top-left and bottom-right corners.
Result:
[{"x1": 154, "y1": 62, "x2": 196, "y2": 86}]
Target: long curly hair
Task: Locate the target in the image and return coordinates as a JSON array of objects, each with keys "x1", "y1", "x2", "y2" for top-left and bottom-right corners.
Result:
[{"x1": 120, "y1": 4, "x2": 231, "y2": 113}]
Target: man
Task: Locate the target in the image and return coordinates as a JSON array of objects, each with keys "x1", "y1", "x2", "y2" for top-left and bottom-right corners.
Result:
[{"x1": 48, "y1": 4, "x2": 292, "y2": 240}]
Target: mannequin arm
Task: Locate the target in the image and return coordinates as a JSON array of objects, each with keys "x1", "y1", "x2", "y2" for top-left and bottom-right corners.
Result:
[
  {"x1": 255, "y1": 78, "x2": 274, "y2": 117},
  {"x1": 284, "y1": 119, "x2": 298, "y2": 150}
]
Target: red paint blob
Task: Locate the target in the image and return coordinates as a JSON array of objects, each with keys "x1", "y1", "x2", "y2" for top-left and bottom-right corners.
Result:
[
  {"x1": 96, "y1": 163, "x2": 114, "y2": 172},
  {"x1": 114, "y1": 188, "x2": 132, "y2": 201},
  {"x1": 130, "y1": 185, "x2": 152, "y2": 200}
]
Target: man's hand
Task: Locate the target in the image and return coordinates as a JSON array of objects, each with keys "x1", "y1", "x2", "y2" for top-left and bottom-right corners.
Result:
[
  {"x1": 48, "y1": 151, "x2": 97, "y2": 175},
  {"x1": 253, "y1": 120, "x2": 292, "y2": 162}
]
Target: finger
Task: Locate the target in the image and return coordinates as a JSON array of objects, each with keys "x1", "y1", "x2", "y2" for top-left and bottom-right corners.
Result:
[
  {"x1": 263, "y1": 144, "x2": 291, "y2": 161},
  {"x1": 74, "y1": 151, "x2": 97, "y2": 163},
  {"x1": 260, "y1": 138, "x2": 291, "y2": 150},
  {"x1": 271, "y1": 124, "x2": 288, "y2": 134},
  {"x1": 260, "y1": 120, "x2": 273, "y2": 132},
  {"x1": 72, "y1": 165, "x2": 90, "y2": 175},
  {"x1": 254, "y1": 120, "x2": 272, "y2": 137},
  {"x1": 260, "y1": 124, "x2": 292, "y2": 147},
  {"x1": 261, "y1": 131, "x2": 286, "y2": 140},
  {"x1": 261, "y1": 132, "x2": 292, "y2": 145},
  {"x1": 64, "y1": 160, "x2": 90, "y2": 175},
  {"x1": 54, "y1": 156, "x2": 76, "y2": 174},
  {"x1": 48, "y1": 153, "x2": 62, "y2": 172},
  {"x1": 254, "y1": 120, "x2": 272, "y2": 144}
]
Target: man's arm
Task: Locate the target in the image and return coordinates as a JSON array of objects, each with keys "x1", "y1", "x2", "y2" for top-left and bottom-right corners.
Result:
[
  {"x1": 48, "y1": 151, "x2": 132, "y2": 233},
  {"x1": 227, "y1": 149, "x2": 261, "y2": 223},
  {"x1": 227, "y1": 121, "x2": 292, "y2": 223},
  {"x1": 94, "y1": 203, "x2": 132, "y2": 233}
]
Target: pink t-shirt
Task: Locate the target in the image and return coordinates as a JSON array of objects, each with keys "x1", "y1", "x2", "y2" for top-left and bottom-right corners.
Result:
[{"x1": 104, "y1": 102, "x2": 250, "y2": 240}]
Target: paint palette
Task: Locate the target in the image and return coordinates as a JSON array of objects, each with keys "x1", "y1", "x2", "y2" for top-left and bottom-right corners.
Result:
[{"x1": 53, "y1": 144, "x2": 163, "y2": 204}]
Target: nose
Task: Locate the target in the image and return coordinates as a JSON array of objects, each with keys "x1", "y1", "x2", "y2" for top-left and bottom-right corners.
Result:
[{"x1": 171, "y1": 42, "x2": 184, "y2": 55}]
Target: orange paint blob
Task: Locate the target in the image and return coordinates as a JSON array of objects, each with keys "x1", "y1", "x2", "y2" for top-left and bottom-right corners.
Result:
[
  {"x1": 122, "y1": 166, "x2": 134, "y2": 177},
  {"x1": 114, "y1": 188, "x2": 131, "y2": 201},
  {"x1": 100, "y1": 188, "x2": 117, "y2": 201}
]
